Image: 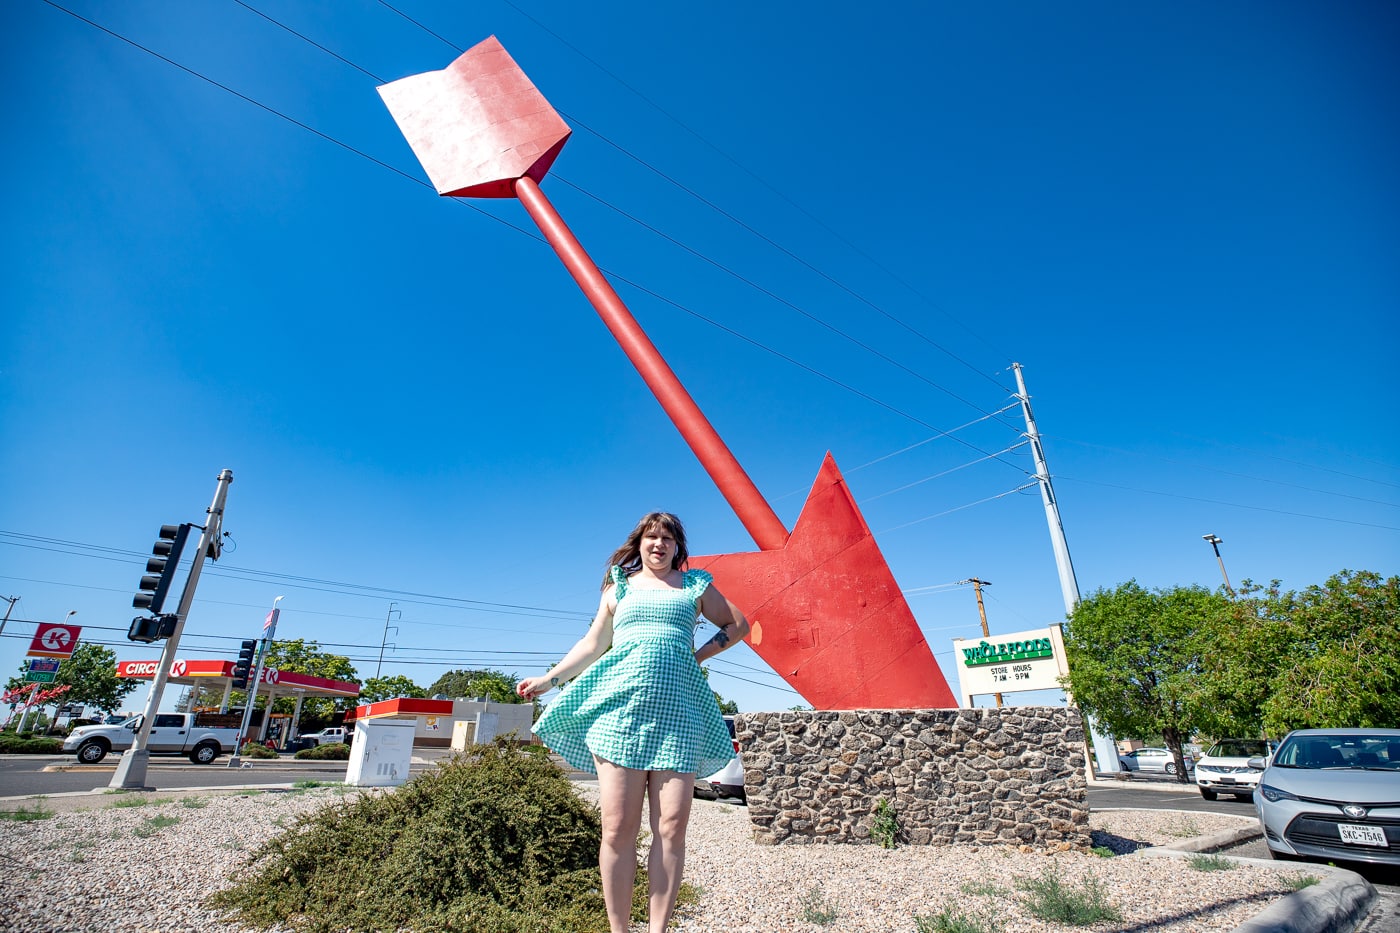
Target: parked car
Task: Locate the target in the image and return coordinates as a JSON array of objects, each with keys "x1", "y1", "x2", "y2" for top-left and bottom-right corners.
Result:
[
  {"x1": 1251, "y1": 728, "x2": 1400, "y2": 866},
  {"x1": 694, "y1": 715, "x2": 745, "y2": 803},
  {"x1": 1196, "y1": 738, "x2": 1276, "y2": 800},
  {"x1": 1118, "y1": 747, "x2": 1194, "y2": 774}
]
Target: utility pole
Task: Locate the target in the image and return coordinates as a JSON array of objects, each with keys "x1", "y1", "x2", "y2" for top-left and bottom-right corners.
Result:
[
  {"x1": 111, "y1": 469, "x2": 233, "y2": 790},
  {"x1": 0, "y1": 595, "x2": 18, "y2": 638},
  {"x1": 376, "y1": 602, "x2": 400, "y2": 679},
  {"x1": 961, "y1": 578, "x2": 1002, "y2": 708},
  {"x1": 1202, "y1": 534, "x2": 1234, "y2": 595},
  {"x1": 1013, "y1": 363, "x2": 1120, "y2": 775}
]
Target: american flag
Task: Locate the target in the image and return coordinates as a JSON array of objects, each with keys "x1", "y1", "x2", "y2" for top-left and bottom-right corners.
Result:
[{"x1": 264, "y1": 608, "x2": 280, "y2": 631}]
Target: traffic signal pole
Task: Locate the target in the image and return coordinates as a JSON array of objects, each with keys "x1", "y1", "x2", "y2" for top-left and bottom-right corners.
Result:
[
  {"x1": 227, "y1": 597, "x2": 283, "y2": 768},
  {"x1": 110, "y1": 469, "x2": 233, "y2": 790}
]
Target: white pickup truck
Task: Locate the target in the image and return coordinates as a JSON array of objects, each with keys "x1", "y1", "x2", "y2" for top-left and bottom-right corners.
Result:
[
  {"x1": 302, "y1": 726, "x2": 352, "y2": 747},
  {"x1": 63, "y1": 713, "x2": 242, "y2": 764}
]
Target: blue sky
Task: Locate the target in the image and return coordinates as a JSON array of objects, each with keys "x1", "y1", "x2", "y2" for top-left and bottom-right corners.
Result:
[{"x1": 3, "y1": 1, "x2": 1396, "y2": 716}]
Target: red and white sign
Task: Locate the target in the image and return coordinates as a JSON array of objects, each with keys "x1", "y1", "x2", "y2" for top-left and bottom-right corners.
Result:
[
  {"x1": 29, "y1": 623, "x2": 82, "y2": 659},
  {"x1": 114, "y1": 659, "x2": 359, "y2": 698}
]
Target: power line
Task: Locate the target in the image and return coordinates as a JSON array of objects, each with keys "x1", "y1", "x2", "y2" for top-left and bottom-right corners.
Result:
[
  {"x1": 493, "y1": 0, "x2": 1017, "y2": 381},
  {"x1": 877, "y1": 482, "x2": 1041, "y2": 535},
  {"x1": 47, "y1": 0, "x2": 1021, "y2": 465}
]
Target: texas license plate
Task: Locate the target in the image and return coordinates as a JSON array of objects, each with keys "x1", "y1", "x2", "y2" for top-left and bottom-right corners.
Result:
[{"x1": 1338, "y1": 823, "x2": 1388, "y2": 847}]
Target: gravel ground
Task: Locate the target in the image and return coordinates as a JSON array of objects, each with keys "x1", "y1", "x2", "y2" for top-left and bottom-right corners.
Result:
[{"x1": 0, "y1": 785, "x2": 1310, "y2": 933}]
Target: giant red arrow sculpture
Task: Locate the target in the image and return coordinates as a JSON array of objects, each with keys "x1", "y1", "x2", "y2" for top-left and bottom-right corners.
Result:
[{"x1": 379, "y1": 36, "x2": 956, "y2": 709}]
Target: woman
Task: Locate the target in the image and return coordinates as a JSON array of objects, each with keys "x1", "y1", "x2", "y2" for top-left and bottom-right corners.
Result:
[{"x1": 518, "y1": 512, "x2": 749, "y2": 933}]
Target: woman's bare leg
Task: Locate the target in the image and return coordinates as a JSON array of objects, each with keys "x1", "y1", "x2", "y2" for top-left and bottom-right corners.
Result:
[
  {"x1": 595, "y1": 757, "x2": 648, "y2": 933},
  {"x1": 645, "y1": 770, "x2": 695, "y2": 933}
]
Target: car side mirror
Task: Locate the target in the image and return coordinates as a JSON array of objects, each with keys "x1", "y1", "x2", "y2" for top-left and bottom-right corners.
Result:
[{"x1": 1246, "y1": 756, "x2": 1266, "y2": 770}]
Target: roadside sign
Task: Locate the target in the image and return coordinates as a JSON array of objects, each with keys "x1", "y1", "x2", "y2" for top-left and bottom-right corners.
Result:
[
  {"x1": 28, "y1": 623, "x2": 82, "y2": 659},
  {"x1": 27, "y1": 658, "x2": 61, "y2": 673},
  {"x1": 25, "y1": 672, "x2": 57, "y2": 683}
]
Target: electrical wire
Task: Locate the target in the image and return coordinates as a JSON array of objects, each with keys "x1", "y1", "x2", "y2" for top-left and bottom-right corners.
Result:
[
  {"x1": 492, "y1": 0, "x2": 1018, "y2": 383},
  {"x1": 877, "y1": 482, "x2": 1041, "y2": 534},
  {"x1": 859, "y1": 443, "x2": 1029, "y2": 504}
]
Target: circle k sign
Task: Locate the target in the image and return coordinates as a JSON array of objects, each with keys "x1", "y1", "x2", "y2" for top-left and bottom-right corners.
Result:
[{"x1": 29, "y1": 623, "x2": 82, "y2": 659}]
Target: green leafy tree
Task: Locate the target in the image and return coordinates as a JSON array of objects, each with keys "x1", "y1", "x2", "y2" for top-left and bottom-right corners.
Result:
[
  {"x1": 1256, "y1": 570, "x2": 1400, "y2": 733},
  {"x1": 359, "y1": 674, "x2": 428, "y2": 704},
  {"x1": 1189, "y1": 579, "x2": 1297, "y2": 740},
  {"x1": 1062, "y1": 581, "x2": 1229, "y2": 780},
  {"x1": 427, "y1": 669, "x2": 524, "y2": 704},
  {"x1": 5, "y1": 642, "x2": 136, "y2": 718},
  {"x1": 240, "y1": 638, "x2": 360, "y2": 731}
]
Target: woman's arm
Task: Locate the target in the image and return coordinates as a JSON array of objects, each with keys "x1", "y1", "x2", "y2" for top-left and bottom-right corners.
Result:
[
  {"x1": 694, "y1": 584, "x2": 751, "y2": 664},
  {"x1": 517, "y1": 587, "x2": 617, "y2": 699}
]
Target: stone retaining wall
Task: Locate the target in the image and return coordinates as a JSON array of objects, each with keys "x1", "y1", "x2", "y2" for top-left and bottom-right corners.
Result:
[{"x1": 735, "y1": 707, "x2": 1090, "y2": 848}]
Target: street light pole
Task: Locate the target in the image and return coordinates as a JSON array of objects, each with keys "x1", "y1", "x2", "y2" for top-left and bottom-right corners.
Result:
[
  {"x1": 376, "y1": 603, "x2": 400, "y2": 680},
  {"x1": 1202, "y1": 534, "x2": 1234, "y2": 595}
]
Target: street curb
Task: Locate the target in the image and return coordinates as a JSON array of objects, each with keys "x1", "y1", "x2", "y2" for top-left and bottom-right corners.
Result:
[{"x1": 1135, "y1": 848, "x2": 1377, "y2": 933}]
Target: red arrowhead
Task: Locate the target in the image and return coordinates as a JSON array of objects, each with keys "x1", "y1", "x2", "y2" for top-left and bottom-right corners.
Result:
[{"x1": 692, "y1": 455, "x2": 957, "y2": 710}]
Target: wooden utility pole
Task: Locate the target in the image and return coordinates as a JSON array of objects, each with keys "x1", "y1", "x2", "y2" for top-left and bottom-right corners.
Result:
[{"x1": 962, "y1": 578, "x2": 1002, "y2": 708}]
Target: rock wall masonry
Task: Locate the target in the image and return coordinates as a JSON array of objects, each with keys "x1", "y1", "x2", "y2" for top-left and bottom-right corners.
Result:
[{"x1": 735, "y1": 707, "x2": 1090, "y2": 848}]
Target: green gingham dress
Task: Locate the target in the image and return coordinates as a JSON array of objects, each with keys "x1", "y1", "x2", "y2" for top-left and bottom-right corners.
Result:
[{"x1": 533, "y1": 566, "x2": 734, "y2": 776}]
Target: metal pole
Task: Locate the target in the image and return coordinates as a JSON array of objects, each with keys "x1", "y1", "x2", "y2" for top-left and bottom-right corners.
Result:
[
  {"x1": 962, "y1": 579, "x2": 1002, "y2": 708},
  {"x1": 229, "y1": 595, "x2": 283, "y2": 767},
  {"x1": 376, "y1": 602, "x2": 400, "y2": 680},
  {"x1": 110, "y1": 469, "x2": 233, "y2": 790},
  {"x1": 1012, "y1": 364, "x2": 1120, "y2": 775},
  {"x1": 0, "y1": 595, "x2": 18, "y2": 638},
  {"x1": 1202, "y1": 534, "x2": 1234, "y2": 595},
  {"x1": 513, "y1": 175, "x2": 790, "y2": 552}
]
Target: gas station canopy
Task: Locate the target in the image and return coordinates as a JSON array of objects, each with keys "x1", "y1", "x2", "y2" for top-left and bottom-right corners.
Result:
[{"x1": 115, "y1": 659, "x2": 360, "y2": 699}]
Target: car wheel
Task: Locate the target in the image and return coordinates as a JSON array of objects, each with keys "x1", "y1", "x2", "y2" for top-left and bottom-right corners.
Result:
[
  {"x1": 76, "y1": 739, "x2": 108, "y2": 764},
  {"x1": 1165, "y1": 762, "x2": 1178, "y2": 775},
  {"x1": 189, "y1": 742, "x2": 219, "y2": 765},
  {"x1": 1200, "y1": 788, "x2": 1217, "y2": 800}
]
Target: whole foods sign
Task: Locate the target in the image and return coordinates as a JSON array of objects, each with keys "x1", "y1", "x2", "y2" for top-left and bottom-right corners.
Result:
[{"x1": 950, "y1": 625, "x2": 1070, "y2": 706}]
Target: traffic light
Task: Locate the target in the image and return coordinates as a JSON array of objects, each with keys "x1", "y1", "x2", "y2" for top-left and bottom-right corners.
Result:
[
  {"x1": 133, "y1": 524, "x2": 191, "y2": 613},
  {"x1": 231, "y1": 639, "x2": 257, "y2": 689},
  {"x1": 127, "y1": 614, "x2": 179, "y2": 644}
]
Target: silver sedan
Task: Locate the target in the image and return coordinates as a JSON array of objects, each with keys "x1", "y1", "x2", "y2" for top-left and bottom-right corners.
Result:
[{"x1": 1251, "y1": 727, "x2": 1400, "y2": 866}]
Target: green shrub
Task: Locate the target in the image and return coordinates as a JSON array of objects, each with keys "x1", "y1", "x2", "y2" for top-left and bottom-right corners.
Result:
[
  {"x1": 0, "y1": 800, "x2": 54, "y2": 821},
  {"x1": 870, "y1": 797, "x2": 900, "y2": 849},
  {"x1": 239, "y1": 742, "x2": 279, "y2": 759},
  {"x1": 213, "y1": 738, "x2": 649, "y2": 932},
  {"x1": 915, "y1": 905, "x2": 1004, "y2": 933},
  {"x1": 294, "y1": 742, "x2": 351, "y2": 760},
  {"x1": 1016, "y1": 865, "x2": 1122, "y2": 925},
  {"x1": 0, "y1": 734, "x2": 63, "y2": 754},
  {"x1": 1186, "y1": 853, "x2": 1237, "y2": 872},
  {"x1": 800, "y1": 885, "x2": 839, "y2": 925}
]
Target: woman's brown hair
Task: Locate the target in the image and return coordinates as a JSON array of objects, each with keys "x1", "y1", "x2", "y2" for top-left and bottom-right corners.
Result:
[{"x1": 602, "y1": 512, "x2": 689, "y2": 589}]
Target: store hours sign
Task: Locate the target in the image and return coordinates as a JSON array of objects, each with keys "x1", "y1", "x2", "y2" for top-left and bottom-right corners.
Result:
[{"x1": 951, "y1": 625, "x2": 1070, "y2": 706}]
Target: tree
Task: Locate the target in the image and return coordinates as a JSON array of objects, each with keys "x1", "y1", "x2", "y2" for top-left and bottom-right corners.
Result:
[
  {"x1": 1062, "y1": 581, "x2": 1229, "y2": 781},
  {"x1": 1257, "y1": 571, "x2": 1400, "y2": 733},
  {"x1": 359, "y1": 675, "x2": 428, "y2": 704},
  {"x1": 427, "y1": 669, "x2": 524, "y2": 704},
  {"x1": 255, "y1": 639, "x2": 359, "y2": 730},
  {"x1": 5, "y1": 643, "x2": 136, "y2": 718}
]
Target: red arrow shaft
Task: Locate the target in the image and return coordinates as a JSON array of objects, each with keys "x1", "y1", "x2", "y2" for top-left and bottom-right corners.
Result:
[{"x1": 515, "y1": 175, "x2": 789, "y2": 551}]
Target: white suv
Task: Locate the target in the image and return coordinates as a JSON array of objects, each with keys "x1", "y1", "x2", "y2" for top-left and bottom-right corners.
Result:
[{"x1": 1196, "y1": 738, "x2": 1275, "y2": 800}]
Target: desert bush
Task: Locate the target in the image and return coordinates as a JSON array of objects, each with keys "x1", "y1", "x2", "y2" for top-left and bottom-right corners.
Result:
[
  {"x1": 213, "y1": 738, "x2": 663, "y2": 932},
  {"x1": 293, "y1": 742, "x2": 350, "y2": 760}
]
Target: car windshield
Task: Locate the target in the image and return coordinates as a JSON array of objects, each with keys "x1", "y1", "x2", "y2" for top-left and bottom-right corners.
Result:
[
  {"x1": 1274, "y1": 734, "x2": 1400, "y2": 770},
  {"x1": 1207, "y1": 740, "x2": 1268, "y2": 758}
]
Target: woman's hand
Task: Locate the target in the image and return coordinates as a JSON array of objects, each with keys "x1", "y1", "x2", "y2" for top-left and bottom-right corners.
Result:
[{"x1": 516, "y1": 676, "x2": 554, "y2": 700}]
